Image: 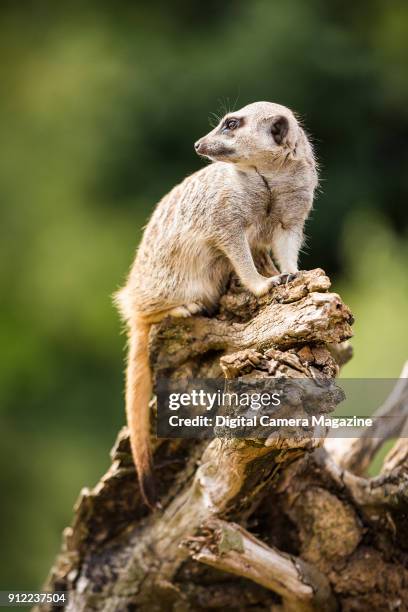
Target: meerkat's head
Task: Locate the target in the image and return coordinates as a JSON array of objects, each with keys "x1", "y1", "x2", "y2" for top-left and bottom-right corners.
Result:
[{"x1": 195, "y1": 101, "x2": 302, "y2": 169}]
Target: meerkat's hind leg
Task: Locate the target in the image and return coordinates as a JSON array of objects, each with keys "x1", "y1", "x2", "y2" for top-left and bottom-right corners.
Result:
[
  {"x1": 168, "y1": 306, "x2": 191, "y2": 318},
  {"x1": 169, "y1": 302, "x2": 206, "y2": 318},
  {"x1": 186, "y1": 302, "x2": 205, "y2": 315}
]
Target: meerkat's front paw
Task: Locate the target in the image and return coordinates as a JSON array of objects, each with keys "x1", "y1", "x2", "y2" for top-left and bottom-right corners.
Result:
[
  {"x1": 250, "y1": 276, "x2": 280, "y2": 297},
  {"x1": 251, "y1": 273, "x2": 298, "y2": 297},
  {"x1": 278, "y1": 272, "x2": 298, "y2": 284}
]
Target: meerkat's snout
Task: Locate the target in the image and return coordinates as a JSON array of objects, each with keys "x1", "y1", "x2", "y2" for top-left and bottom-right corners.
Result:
[
  {"x1": 194, "y1": 139, "x2": 207, "y2": 155},
  {"x1": 194, "y1": 136, "x2": 235, "y2": 161},
  {"x1": 195, "y1": 137, "x2": 223, "y2": 157}
]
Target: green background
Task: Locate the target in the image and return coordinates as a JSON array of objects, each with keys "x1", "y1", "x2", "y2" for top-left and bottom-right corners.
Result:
[{"x1": 0, "y1": 1, "x2": 407, "y2": 591}]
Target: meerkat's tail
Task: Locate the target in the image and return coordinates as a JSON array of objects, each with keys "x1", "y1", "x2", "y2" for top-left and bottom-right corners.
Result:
[{"x1": 125, "y1": 317, "x2": 156, "y2": 508}]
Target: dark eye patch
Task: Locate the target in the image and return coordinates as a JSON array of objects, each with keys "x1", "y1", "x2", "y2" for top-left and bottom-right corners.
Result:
[{"x1": 221, "y1": 117, "x2": 242, "y2": 132}]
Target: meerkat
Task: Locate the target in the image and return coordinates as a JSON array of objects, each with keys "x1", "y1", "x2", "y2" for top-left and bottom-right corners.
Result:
[{"x1": 115, "y1": 101, "x2": 318, "y2": 507}]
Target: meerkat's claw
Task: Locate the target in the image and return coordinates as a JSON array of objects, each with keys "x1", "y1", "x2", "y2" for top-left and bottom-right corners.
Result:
[{"x1": 279, "y1": 272, "x2": 298, "y2": 285}]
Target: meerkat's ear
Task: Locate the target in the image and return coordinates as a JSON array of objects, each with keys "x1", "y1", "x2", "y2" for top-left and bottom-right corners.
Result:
[{"x1": 271, "y1": 115, "x2": 289, "y2": 145}]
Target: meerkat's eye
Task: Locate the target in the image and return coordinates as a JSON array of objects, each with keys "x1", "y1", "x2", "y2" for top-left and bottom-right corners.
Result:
[{"x1": 222, "y1": 118, "x2": 240, "y2": 132}]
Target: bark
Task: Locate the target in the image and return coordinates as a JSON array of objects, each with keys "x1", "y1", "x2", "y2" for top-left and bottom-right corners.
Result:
[{"x1": 40, "y1": 269, "x2": 408, "y2": 612}]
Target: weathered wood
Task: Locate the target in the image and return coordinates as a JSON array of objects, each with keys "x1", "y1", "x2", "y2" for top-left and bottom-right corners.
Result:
[
  {"x1": 184, "y1": 519, "x2": 335, "y2": 612},
  {"x1": 39, "y1": 269, "x2": 408, "y2": 611}
]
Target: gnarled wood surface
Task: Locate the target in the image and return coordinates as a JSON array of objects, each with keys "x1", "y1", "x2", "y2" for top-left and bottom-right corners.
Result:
[{"x1": 39, "y1": 269, "x2": 408, "y2": 611}]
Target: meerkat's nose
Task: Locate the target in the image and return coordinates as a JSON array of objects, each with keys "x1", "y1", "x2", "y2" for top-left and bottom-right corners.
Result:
[{"x1": 195, "y1": 140, "x2": 207, "y2": 155}]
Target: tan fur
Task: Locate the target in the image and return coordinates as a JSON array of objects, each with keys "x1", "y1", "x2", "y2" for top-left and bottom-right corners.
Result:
[
  {"x1": 124, "y1": 317, "x2": 154, "y2": 505},
  {"x1": 115, "y1": 101, "x2": 318, "y2": 506}
]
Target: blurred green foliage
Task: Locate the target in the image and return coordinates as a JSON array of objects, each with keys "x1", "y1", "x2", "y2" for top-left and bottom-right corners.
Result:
[{"x1": 0, "y1": 1, "x2": 407, "y2": 590}]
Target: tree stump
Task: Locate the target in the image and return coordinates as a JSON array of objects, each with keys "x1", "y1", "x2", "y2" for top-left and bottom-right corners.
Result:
[{"x1": 39, "y1": 269, "x2": 408, "y2": 611}]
